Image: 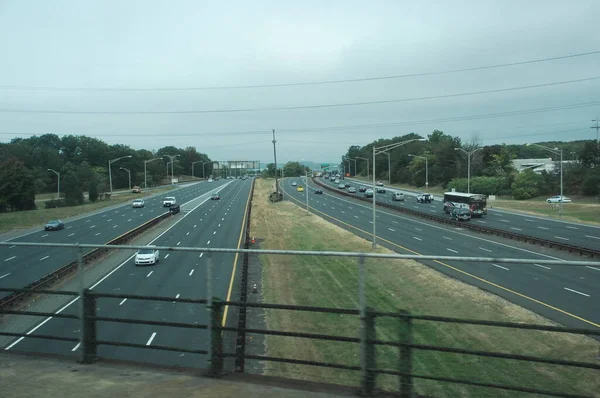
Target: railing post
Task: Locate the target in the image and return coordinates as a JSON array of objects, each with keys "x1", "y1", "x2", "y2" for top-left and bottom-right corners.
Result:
[
  {"x1": 360, "y1": 308, "x2": 377, "y2": 396},
  {"x1": 210, "y1": 298, "x2": 224, "y2": 377},
  {"x1": 80, "y1": 289, "x2": 97, "y2": 364},
  {"x1": 398, "y1": 309, "x2": 413, "y2": 398}
]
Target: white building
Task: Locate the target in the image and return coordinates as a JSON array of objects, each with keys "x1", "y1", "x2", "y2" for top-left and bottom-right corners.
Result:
[{"x1": 512, "y1": 158, "x2": 574, "y2": 174}]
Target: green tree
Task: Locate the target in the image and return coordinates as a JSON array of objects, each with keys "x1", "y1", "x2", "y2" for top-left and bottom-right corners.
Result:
[
  {"x1": 88, "y1": 178, "x2": 99, "y2": 202},
  {"x1": 581, "y1": 171, "x2": 600, "y2": 196},
  {"x1": 0, "y1": 157, "x2": 36, "y2": 212},
  {"x1": 62, "y1": 171, "x2": 84, "y2": 206},
  {"x1": 511, "y1": 170, "x2": 545, "y2": 200}
]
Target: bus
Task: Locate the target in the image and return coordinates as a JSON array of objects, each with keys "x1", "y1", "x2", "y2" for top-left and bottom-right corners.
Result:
[{"x1": 443, "y1": 191, "x2": 487, "y2": 217}]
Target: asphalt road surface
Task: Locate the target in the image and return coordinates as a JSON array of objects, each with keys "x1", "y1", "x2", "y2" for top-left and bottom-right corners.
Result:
[
  {"x1": 0, "y1": 179, "x2": 232, "y2": 299},
  {"x1": 5, "y1": 178, "x2": 253, "y2": 368},
  {"x1": 329, "y1": 177, "x2": 600, "y2": 251},
  {"x1": 285, "y1": 177, "x2": 599, "y2": 332}
]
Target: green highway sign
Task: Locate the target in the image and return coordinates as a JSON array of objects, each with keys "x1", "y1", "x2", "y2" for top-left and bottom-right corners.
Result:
[{"x1": 320, "y1": 163, "x2": 329, "y2": 169}]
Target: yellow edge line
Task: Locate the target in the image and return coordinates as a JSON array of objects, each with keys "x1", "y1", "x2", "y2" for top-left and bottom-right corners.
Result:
[
  {"x1": 222, "y1": 180, "x2": 253, "y2": 327},
  {"x1": 282, "y1": 182, "x2": 600, "y2": 329}
]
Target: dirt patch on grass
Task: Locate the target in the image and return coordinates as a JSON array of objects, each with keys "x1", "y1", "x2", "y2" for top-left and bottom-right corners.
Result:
[{"x1": 250, "y1": 178, "x2": 600, "y2": 397}]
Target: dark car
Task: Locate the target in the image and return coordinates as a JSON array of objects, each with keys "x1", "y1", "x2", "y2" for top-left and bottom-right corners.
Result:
[
  {"x1": 450, "y1": 208, "x2": 471, "y2": 221},
  {"x1": 345, "y1": 183, "x2": 351, "y2": 188},
  {"x1": 315, "y1": 189, "x2": 323, "y2": 194},
  {"x1": 211, "y1": 194, "x2": 220, "y2": 200},
  {"x1": 44, "y1": 220, "x2": 65, "y2": 231},
  {"x1": 169, "y1": 205, "x2": 181, "y2": 215},
  {"x1": 359, "y1": 186, "x2": 367, "y2": 192}
]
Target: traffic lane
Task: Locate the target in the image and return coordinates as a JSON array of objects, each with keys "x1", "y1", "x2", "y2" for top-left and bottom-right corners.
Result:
[
  {"x1": 283, "y1": 180, "x2": 599, "y2": 331},
  {"x1": 297, "y1": 178, "x2": 600, "y2": 288},
  {"x1": 0, "y1": 182, "x2": 233, "y2": 294},
  {"x1": 93, "y1": 181, "x2": 247, "y2": 366},
  {"x1": 9, "y1": 180, "x2": 249, "y2": 364},
  {"x1": 317, "y1": 178, "x2": 600, "y2": 251},
  {"x1": 338, "y1": 178, "x2": 600, "y2": 248},
  {"x1": 6, "y1": 181, "x2": 238, "y2": 357}
]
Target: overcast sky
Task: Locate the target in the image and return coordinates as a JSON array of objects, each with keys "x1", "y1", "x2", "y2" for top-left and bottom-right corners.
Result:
[{"x1": 1, "y1": 0, "x2": 599, "y2": 163}]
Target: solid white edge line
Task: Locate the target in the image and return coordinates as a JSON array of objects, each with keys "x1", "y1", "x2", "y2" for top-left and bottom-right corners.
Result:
[{"x1": 586, "y1": 266, "x2": 600, "y2": 271}]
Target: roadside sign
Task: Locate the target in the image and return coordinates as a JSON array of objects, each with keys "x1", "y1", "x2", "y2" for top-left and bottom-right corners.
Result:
[{"x1": 321, "y1": 163, "x2": 329, "y2": 169}]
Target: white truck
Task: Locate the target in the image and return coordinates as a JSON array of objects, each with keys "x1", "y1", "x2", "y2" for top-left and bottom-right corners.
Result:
[{"x1": 163, "y1": 197, "x2": 176, "y2": 207}]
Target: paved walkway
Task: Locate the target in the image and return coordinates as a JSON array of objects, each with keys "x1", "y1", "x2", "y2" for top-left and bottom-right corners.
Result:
[{"x1": 0, "y1": 353, "x2": 361, "y2": 398}]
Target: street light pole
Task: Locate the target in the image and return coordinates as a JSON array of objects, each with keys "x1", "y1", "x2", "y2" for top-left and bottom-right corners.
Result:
[
  {"x1": 47, "y1": 169, "x2": 60, "y2": 199},
  {"x1": 163, "y1": 155, "x2": 180, "y2": 185},
  {"x1": 527, "y1": 143, "x2": 564, "y2": 215},
  {"x1": 144, "y1": 158, "x2": 162, "y2": 189},
  {"x1": 108, "y1": 155, "x2": 132, "y2": 194},
  {"x1": 192, "y1": 161, "x2": 202, "y2": 179},
  {"x1": 119, "y1": 167, "x2": 131, "y2": 191},
  {"x1": 202, "y1": 161, "x2": 211, "y2": 179},
  {"x1": 408, "y1": 154, "x2": 428, "y2": 188},
  {"x1": 454, "y1": 148, "x2": 482, "y2": 194},
  {"x1": 356, "y1": 157, "x2": 369, "y2": 179},
  {"x1": 371, "y1": 138, "x2": 427, "y2": 248},
  {"x1": 386, "y1": 153, "x2": 391, "y2": 185}
]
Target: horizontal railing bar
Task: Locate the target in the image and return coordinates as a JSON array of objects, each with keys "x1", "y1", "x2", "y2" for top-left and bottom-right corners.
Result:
[
  {"x1": 96, "y1": 340, "x2": 208, "y2": 355},
  {"x1": 373, "y1": 369, "x2": 592, "y2": 398},
  {"x1": 372, "y1": 340, "x2": 600, "y2": 370},
  {"x1": 220, "y1": 326, "x2": 360, "y2": 343},
  {"x1": 372, "y1": 312, "x2": 600, "y2": 335},
  {"x1": 0, "y1": 309, "x2": 79, "y2": 319},
  {"x1": 223, "y1": 353, "x2": 361, "y2": 372},
  {"x1": 0, "y1": 287, "x2": 79, "y2": 296},
  {"x1": 1, "y1": 241, "x2": 598, "y2": 266},
  {"x1": 92, "y1": 316, "x2": 208, "y2": 329},
  {"x1": 222, "y1": 301, "x2": 358, "y2": 315},
  {"x1": 0, "y1": 331, "x2": 79, "y2": 343},
  {"x1": 90, "y1": 292, "x2": 207, "y2": 304}
]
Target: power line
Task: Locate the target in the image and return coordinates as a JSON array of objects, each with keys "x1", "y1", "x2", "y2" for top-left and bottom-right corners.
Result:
[
  {"x1": 1, "y1": 100, "x2": 599, "y2": 139},
  {"x1": 0, "y1": 76, "x2": 598, "y2": 115},
  {"x1": 2, "y1": 50, "x2": 599, "y2": 92}
]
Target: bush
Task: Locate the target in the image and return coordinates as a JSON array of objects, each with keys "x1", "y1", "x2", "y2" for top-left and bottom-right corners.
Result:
[
  {"x1": 512, "y1": 187, "x2": 537, "y2": 200},
  {"x1": 44, "y1": 199, "x2": 65, "y2": 209},
  {"x1": 581, "y1": 173, "x2": 600, "y2": 196}
]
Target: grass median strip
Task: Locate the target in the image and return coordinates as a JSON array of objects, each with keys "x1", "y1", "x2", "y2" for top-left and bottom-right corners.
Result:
[{"x1": 251, "y1": 178, "x2": 599, "y2": 398}]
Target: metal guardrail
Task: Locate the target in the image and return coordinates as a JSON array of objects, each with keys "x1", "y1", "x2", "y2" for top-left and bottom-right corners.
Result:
[
  {"x1": 1, "y1": 288, "x2": 599, "y2": 398},
  {"x1": 311, "y1": 178, "x2": 600, "y2": 259},
  {"x1": 0, "y1": 210, "x2": 173, "y2": 309}
]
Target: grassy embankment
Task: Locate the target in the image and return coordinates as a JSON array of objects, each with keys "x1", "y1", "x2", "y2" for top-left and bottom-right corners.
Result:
[
  {"x1": 349, "y1": 175, "x2": 600, "y2": 224},
  {"x1": 250, "y1": 178, "x2": 599, "y2": 397},
  {"x1": 0, "y1": 186, "x2": 175, "y2": 235}
]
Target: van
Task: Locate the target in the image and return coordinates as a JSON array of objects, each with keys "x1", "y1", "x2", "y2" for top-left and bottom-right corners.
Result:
[{"x1": 392, "y1": 192, "x2": 404, "y2": 201}]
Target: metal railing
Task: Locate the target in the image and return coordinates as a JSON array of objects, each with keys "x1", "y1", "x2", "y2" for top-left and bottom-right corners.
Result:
[
  {"x1": 1, "y1": 286, "x2": 599, "y2": 398},
  {"x1": 1, "y1": 242, "x2": 600, "y2": 397}
]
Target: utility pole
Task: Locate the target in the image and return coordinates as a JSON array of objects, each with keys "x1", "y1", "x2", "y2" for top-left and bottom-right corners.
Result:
[
  {"x1": 272, "y1": 129, "x2": 279, "y2": 194},
  {"x1": 592, "y1": 117, "x2": 600, "y2": 144}
]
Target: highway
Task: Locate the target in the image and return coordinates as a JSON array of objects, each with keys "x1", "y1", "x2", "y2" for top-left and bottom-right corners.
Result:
[
  {"x1": 0, "y1": 180, "x2": 232, "y2": 299},
  {"x1": 334, "y1": 177, "x2": 600, "y2": 251},
  {"x1": 4, "y1": 178, "x2": 253, "y2": 368},
  {"x1": 283, "y1": 177, "x2": 600, "y2": 332}
]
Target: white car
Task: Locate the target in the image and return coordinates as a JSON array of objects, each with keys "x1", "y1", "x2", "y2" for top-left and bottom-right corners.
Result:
[
  {"x1": 163, "y1": 197, "x2": 176, "y2": 207},
  {"x1": 135, "y1": 246, "x2": 160, "y2": 265},
  {"x1": 547, "y1": 195, "x2": 571, "y2": 204},
  {"x1": 208, "y1": 178, "x2": 213, "y2": 183},
  {"x1": 132, "y1": 199, "x2": 145, "y2": 208},
  {"x1": 334, "y1": 179, "x2": 340, "y2": 184},
  {"x1": 376, "y1": 181, "x2": 384, "y2": 186},
  {"x1": 292, "y1": 182, "x2": 297, "y2": 186}
]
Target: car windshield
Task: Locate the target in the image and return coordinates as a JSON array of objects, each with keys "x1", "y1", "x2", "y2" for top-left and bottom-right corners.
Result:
[
  {"x1": 138, "y1": 249, "x2": 154, "y2": 255},
  {"x1": 47, "y1": 220, "x2": 58, "y2": 224},
  {"x1": 165, "y1": 197, "x2": 175, "y2": 200}
]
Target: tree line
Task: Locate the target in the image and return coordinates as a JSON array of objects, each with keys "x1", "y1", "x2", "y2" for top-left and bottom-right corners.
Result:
[
  {"x1": 340, "y1": 130, "x2": 600, "y2": 199},
  {"x1": 0, "y1": 134, "x2": 213, "y2": 212}
]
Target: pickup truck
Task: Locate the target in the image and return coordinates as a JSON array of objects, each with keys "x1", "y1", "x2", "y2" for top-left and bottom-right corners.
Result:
[{"x1": 163, "y1": 197, "x2": 176, "y2": 207}]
